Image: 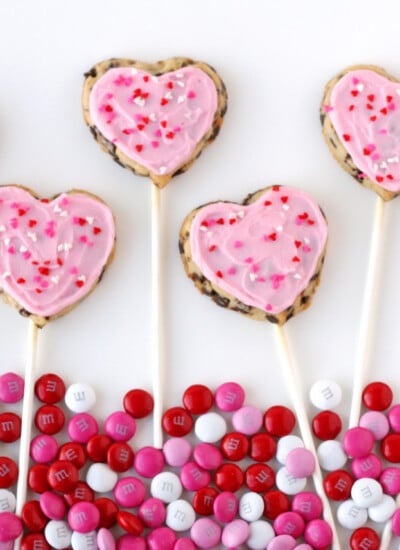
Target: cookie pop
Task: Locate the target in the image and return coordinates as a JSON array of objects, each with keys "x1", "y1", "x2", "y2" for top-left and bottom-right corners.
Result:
[
  {"x1": 180, "y1": 184, "x2": 339, "y2": 548},
  {"x1": 0, "y1": 185, "x2": 115, "y2": 523},
  {"x1": 83, "y1": 56, "x2": 227, "y2": 448}
]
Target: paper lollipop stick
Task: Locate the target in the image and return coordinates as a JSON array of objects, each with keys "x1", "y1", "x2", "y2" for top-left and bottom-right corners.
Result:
[
  {"x1": 83, "y1": 56, "x2": 227, "y2": 447},
  {"x1": 180, "y1": 184, "x2": 340, "y2": 548},
  {"x1": 0, "y1": 185, "x2": 115, "y2": 524}
]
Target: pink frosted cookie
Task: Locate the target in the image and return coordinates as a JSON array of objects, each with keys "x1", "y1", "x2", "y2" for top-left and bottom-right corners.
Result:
[
  {"x1": 82, "y1": 57, "x2": 227, "y2": 188},
  {"x1": 0, "y1": 185, "x2": 115, "y2": 327},
  {"x1": 179, "y1": 185, "x2": 328, "y2": 325},
  {"x1": 321, "y1": 64, "x2": 400, "y2": 201}
]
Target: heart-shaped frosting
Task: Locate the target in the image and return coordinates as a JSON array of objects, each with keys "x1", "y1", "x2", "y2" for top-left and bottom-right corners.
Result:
[
  {"x1": 0, "y1": 186, "x2": 115, "y2": 326},
  {"x1": 181, "y1": 186, "x2": 327, "y2": 323},
  {"x1": 323, "y1": 67, "x2": 400, "y2": 198},
  {"x1": 84, "y1": 58, "x2": 227, "y2": 187}
]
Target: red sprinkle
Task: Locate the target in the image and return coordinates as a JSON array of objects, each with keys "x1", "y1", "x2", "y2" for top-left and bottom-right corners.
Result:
[
  {"x1": 292, "y1": 256, "x2": 300, "y2": 262},
  {"x1": 216, "y1": 218, "x2": 224, "y2": 225},
  {"x1": 216, "y1": 270, "x2": 223, "y2": 278},
  {"x1": 343, "y1": 134, "x2": 351, "y2": 142},
  {"x1": 264, "y1": 200, "x2": 272, "y2": 206},
  {"x1": 135, "y1": 144, "x2": 143, "y2": 153},
  {"x1": 367, "y1": 94, "x2": 375, "y2": 102},
  {"x1": 76, "y1": 280, "x2": 84, "y2": 288},
  {"x1": 208, "y1": 245, "x2": 217, "y2": 252},
  {"x1": 160, "y1": 98, "x2": 168, "y2": 106}
]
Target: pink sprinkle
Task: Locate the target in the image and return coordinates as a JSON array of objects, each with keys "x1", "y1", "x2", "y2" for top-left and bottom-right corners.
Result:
[
  {"x1": 173, "y1": 126, "x2": 182, "y2": 132},
  {"x1": 40, "y1": 280, "x2": 49, "y2": 289},
  {"x1": 389, "y1": 102, "x2": 396, "y2": 111},
  {"x1": 379, "y1": 129, "x2": 388, "y2": 135},
  {"x1": 151, "y1": 141, "x2": 160, "y2": 148},
  {"x1": 234, "y1": 241, "x2": 243, "y2": 248},
  {"x1": 352, "y1": 77, "x2": 360, "y2": 85},
  {"x1": 257, "y1": 277, "x2": 266, "y2": 283},
  {"x1": 154, "y1": 129, "x2": 162, "y2": 138},
  {"x1": 266, "y1": 304, "x2": 273, "y2": 311},
  {"x1": 135, "y1": 114, "x2": 143, "y2": 122},
  {"x1": 124, "y1": 77, "x2": 133, "y2": 86},
  {"x1": 72, "y1": 217, "x2": 79, "y2": 225},
  {"x1": 112, "y1": 138, "x2": 118, "y2": 143},
  {"x1": 366, "y1": 143, "x2": 376, "y2": 152},
  {"x1": 10, "y1": 202, "x2": 19, "y2": 209},
  {"x1": 9, "y1": 218, "x2": 18, "y2": 229},
  {"x1": 22, "y1": 251, "x2": 31, "y2": 260},
  {"x1": 245, "y1": 257, "x2": 253, "y2": 264},
  {"x1": 371, "y1": 153, "x2": 380, "y2": 161},
  {"x1": 7, "y1": 246, "x2": 15, "y2": 254},
  {"x1": 33, "y1": 276, "x2": 41, "y2": 283},
  {"x1": 208, "y1": 219, "x2": 216, "y2": 227},
  {"x1": 303, "y1": 245, "x2": 312, "y2": 253},
  {"x1": 251, "y1": 264, "x2": 259, "y2": 273},
  {"x1": 295, "y1": 217, "x2": 303, "y2": 226},
  {"x1": 79, "y1": 236, "x2": 87, "y2": 243},
  {"x1": 87, "y1": 241, "x2": 94, "y2": 247},
  {"x1": 323, "y1": 105, "x2": 333, "y2": 113},
  {"x1": 70, "y1": 266, "x2": 78, "y2": 275},
  {"x1": 227, "y1": 267, "x2": 237, "y2": 275},
  {"x1": 187, "y1": 90, "x2": 196, "y2": 99},
  {"x1": 105, "y1": 93, "x2": 114, "y2": 99}
]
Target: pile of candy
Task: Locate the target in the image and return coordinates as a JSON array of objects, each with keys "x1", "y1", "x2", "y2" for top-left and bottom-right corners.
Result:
[{"x1": 0, "y1": 376, "x2": 399, "y2": 549}]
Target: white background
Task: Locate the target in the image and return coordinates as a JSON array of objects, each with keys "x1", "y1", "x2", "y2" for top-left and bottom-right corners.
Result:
[{"x1": 1, "y1": 0, "x2": 400, "y2": 547}]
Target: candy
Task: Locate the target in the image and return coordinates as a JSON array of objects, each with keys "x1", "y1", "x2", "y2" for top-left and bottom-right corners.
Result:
[
  {"x1": 47, "y1": 460, "x2": 79, "y2": 493},
  {"x1": 309, "y1": 379, "x2": 342, "y2": 410},
  {"x1": 44, "y1": 520, "x2": 72, "y2": 549},
  {"x1": 123, "y1": 388, "x2": 154, "y2": 418},
  {"x1": 381, "y1": 433, "x2": 400, "y2": 462},
  {"x1": 0, "y1": 373, "x2": 24, "y2": 403},
  {"x1": 388, "y1": 404, "x2": 400, "y2": 432},
  {"x1": 194, "y1": 412, "x2": 227, "y2": 443},
  {"x1": 113, "y1": 477, "x2": 146, "y2": 508},
  {"x1": 213, "y1": 492, "x2": 238, "y2": 523},
  {"x1": 34, "y1": 373, "x2": 66, "y2": 404},
  {"x1": 249, "y1": 432, "x2": 277, "y2": 462},
  {"x1": 65, "y1": 383, "x2": 96, "y2": 413},
  {"x1": 275, "y1": 467, "x2": 307, "y2": 495},
  {"x1": 35, "y1": 404, "x2": 65, "y2": 435},
  {"x1": 107, "y1": 442, "x2": 134, "y2": 472},
  {"x1": 30, "y1": 434, "x2": 58, "y2": 463},
  {"x1": 351, "y1": 478, "x2": 383, "y2": 508},
  {"x1": 71, "y1": 530, "x2": 98, "y2": 550},
  {"x1": 116, "y1": 511, "x2": 143, "y2": 535},
  {"x1": 276, "y1": 435, "x2": 304, "y2": 464},
  {"x1": 362, "y1": 381, "x2": 393, "y2": 411},
  {"x1": 192, "y1": 487, "x2": 219, "y2": 516},
  {"x1": 274, "y1": 511, "x2": 305, "y2": 538},
  {"x1": 245, "y1": 463, "x2": 275, "y2": 493},
  {"x1": 94, "y1": 498, "x2": 118, "y2": 529},
  {"x1": 337, "y1": 499, "x2": 368, "y2": 529},
  {"x1": 324, "y1": 470, "x2": 354, "y2": 501},
  {"x1": 0, "y1": 490, "x2": 15, "y2": 513},
  {"x1": 285, "y1": 448, "x2": 315, "y2": 478},
  {"x1": 0, "y1": 512, "x2": 23, "y2": 542},
  {"x1": 303, "y1": 519, "x2": 333, "y2": 548},
  {"x1": 317, "y1": 440, "x2": 347, "y2": 471},
  {"x1": 368, "y1": 494, "x2": 396, "y2": 523},
  {"x1": 150, "y1": 472, "x2": 182, "y2": 503},
  {"x1": 214, "y1": 382, "x2": 245, "y2": 412},
  {"x1": 86, "y1": 463, "x2": 118, "y2": 493},
  {"x1": 220, "y1": 432, "x2": 249, "y2": 461},
  {"x1": 163, "y1": 438, "x2": 192, "y2": 467},
  {"x1": 190, "y1": 518, "x2": 221, "y2": 549},
  {"x1": 58, "y1": 442, "x2": 87, "y2": 469},
  {"x1": 21, "y1": 500, "x2": 47, "y2": 531},
  {"x1": 359, "y1": 411, "x2": 389, "y2": 440},
  {"x1": 165, "y1": 500, "x2": 195, "y2": 532},
  {"x1": 221, "y1": 518, "x2": 249, "y2": 547},
  {"x1": 246, "y1": 520, "x2": 275, "y2": 549},
  {"x1": 134, "y1": 447, "x2": 164, "y2": 478},
  {"x1": 311, "y1": 410, "x2": 342, "y2": 440},
  {"x1": 214, "y1": 463, "x2": 244, "y2": 492},
  {"x1": 264, "y1": 406, "x2": 296, "y2": 437},
  {"x1": 162, "y1": 407, "x2": 193, "y2": 437},
  {"x1": 67, "y1": 413, "x2": 99, "y2": 443},
  {"x1": 351, "y1": 454, "x2": 382, "y2": 479},
  {"x1": 138, "y1": 498, "x2": 166, "y2": 528},
  {"x1": 68, "y1": 502, "x2": 100, "y2": 533},
  {"x1": 0, "y1": 458, "x2": 18, "y2": 489},
  {"x1": 193, "y1": 442, "x2": 223, "y2": 470},
  {"x1": 349, "y1": 527, "x2": 380, "y2": 550},
  {"x1": 182, "y1": 384, "x2": 213, "y2": 414},
  {"x1": 86, "y1": 434, "x2": 113, "y2": 463},
  {"x1": 39, "y1": 491, "x2": 66, "y2": 520},
  {"x1": 104, "y1": 411, "x2": 136, "y2": 442},
  {"x1": 291, "y1": 492, "x2": 323, "y2": 521},
  {"x1": 263, "y1": 490, "x2": 291, "y2": 520},
  {"x1": 343, "y1": 427, "x2": 374, "y2": 458},
  {"x1": 239, "y1": 491, "x2": 264, "y2": 522}
]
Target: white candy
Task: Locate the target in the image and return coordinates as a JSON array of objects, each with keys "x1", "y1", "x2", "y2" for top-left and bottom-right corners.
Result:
[
  {"x1": 0, "y1": 489, "x2": 16, "y2": 512},
  {"x1": 44, "y1": 520, "x2": 72, "y2": 549},
  {"x1": 368, "y1": 494, "x2": 396, "y2": 523},
  {"x1": 151, "y1": 472, "x2": 182, "y2": 503},
  {"x1": 166, "y1": 499, "x2": 195, "y2": 531},
  {"x1": 275, "y1": 466, "x2": 306, "y2": 495},
  {"x1": 317, "y1": 440, "x2": 347, "y2": 471},
  {"x1": 195, "y1": 412, "x2": 227, "y2": 442},
  {"x1": 309, "y1": 379, "x2": 342, "y2": 410},
  {"x1": 239, "y1": 492, "x2": 264, "y2": 522},
  {"x1": 246, "y1": 520, "x2": 275, "y2": 549},
  {"x1": 71, "y1": 531, "x2": 99, "y2": 550},
  {"x1": 86, "y1": 463, "x2": 117, "y2": 493},
  {"x1": 351, "y1": 478, "x2": 383, "y2": 508},
  {"x1": 65, "y1": 383, "x2": 96, "y2": 413},
  {"x1": 337, "y1": 499, "x2": 368, "y2": 529},
  {"x1": 276, "y1": 435, "x2": 304, "y2": 464}
]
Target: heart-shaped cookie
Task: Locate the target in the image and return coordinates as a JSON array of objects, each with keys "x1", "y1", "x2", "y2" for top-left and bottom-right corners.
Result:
[
  {"x1": 180, "y1": 186, "x2": 327, "y2": 325},
  {"x1": 83, "y1": 57, "x2": 227, "y2": 188},
  {"x1": 0, "y1": 186, "x2": 115, "y2": 327},
  {"x1": 321, "y1": 64, "x2": 400, "y2": 201}
]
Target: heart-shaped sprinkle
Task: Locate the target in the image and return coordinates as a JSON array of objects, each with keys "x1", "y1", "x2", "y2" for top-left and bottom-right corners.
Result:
[
  {"x1": 0, "y1": 186, "x2": 115, "y2": 326},
  {"x1": 182, "y1": 186, "x2": 327, "y2": 321}
]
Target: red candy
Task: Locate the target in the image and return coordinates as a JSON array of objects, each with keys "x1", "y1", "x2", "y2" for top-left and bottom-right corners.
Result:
[
  {"x1": 312, "y1": 410, "x2": 342, "y2": 440},
  {"x1": 47, "y1": 460, "x2": 79, "y2": 493},
  {"x1": 28, "y1": 464, "x2": 50, "y2": 494},
  {"x1": 58, "y1": 442, "x2": 86, "y2": 469},
  {"x1": 94, "y1": 497, "x2": 119, "y2": 528},
  {"x1": 324, "y1": 469, "x2": 354, "y2": 501},
  {"x1": 182, "y1": 384, "x2": 214, "y2": 414},
  {"x1": 264, "y1": 405, "x2": 295, "y2": 436},
  {"x1": 21, "y1": 533, "x2": 51, "y2": 550},
  {"x1": 362, "y1": 381, "x2": 393, "y2": 411},
  {"x1": 162, "y1": 407, "x2": 194, "y2": 437},
  {"x1": 245, "y1": 463, "x2": 275, "y2": 492},
  {"x1": 220, "y1": 432, "x2": 249, "y2": 461},
  {"x1": 263, "y1": 490, "x2": 290, "y2": 520},
  {"x1": 350, "y1": 527, "x2": 380, "y2": 550},
  {"x1": 123, "y1": 388, "x2": 154, "y2": 418},
  {"x1": 86, "y1": 434, "x2": 113, "y2": 462},
  {"x1": 117, "y1": 511, "x2": 144, "y2": 535},
  {"x1": 107, "y1": 442, "x2": 134, "y2": 472},
  {"x1": 0, "y1": 456, "x2": 18, "y2": 488},
  {"x1": 381, "y1": 433, "x2": 400, "y2": 462},
  {"x1": 249, "y1": 433, "x2": 277, "y2": 462},
  {"x1": 192, "y1": 487, "x2": 219, "y2": 516},
  {"x1": 34, "y1": 373, "x2": 66, "y2": 404},
  {"x1": 34, "y1": 404, "x2": 65, "y2": 435},
  {"x1": 214, "y1": 463, "x2": 244, "y2": 492},
  {"x1": 21, "y1": 500, "x2": 48, "y2": 532},
  {"x1": 0, "y1": 412, "x2": 21, "y2": 442},
  {"x1": 64, "y1": 481, "x2": 94, "y2": 506}
]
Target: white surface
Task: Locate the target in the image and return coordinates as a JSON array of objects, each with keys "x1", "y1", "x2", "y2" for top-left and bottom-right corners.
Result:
[{"x1": 1, "y1": 0, "x2": 400, "y2": 547}]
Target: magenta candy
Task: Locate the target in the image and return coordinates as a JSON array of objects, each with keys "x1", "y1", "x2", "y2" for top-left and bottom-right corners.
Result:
[
  {"x1": 68, "y1": 501, "x2": 100, "y2": 533},
  {"x1": 0, "y1": 512, "x2": 23, "y2": 542},
  {"x1": 193, "y1": 443, "x2": 223, "y2": 470},
  {"x1": 351, "y1": 454, "x2": 382, "y2": 479},
  {"x1": 0, "y1": 542, "x2": 13, "y2": 550},
  {"x1": 98, "y1": 527, "x2": 116, "y2": 550},
  {"x1": 113, "y1": 476, "x2": 146, "y2": 508},
  {"x1": 213, "y1": 491, "x2": 238, "y2": 523},
  {"x1": 0, "y1": 373, "x2": 24, "y2": 403},
  {"x1": 138, "y1": 497, "x2": 166, "y2": 528},
  {"x1": 67, "y1": 413, "x2": 98, "y2": 443},
  {"x1": 147, "y1": 526, "x2": 177, "y2": 550},
  {"x1": 190, "y1": 518, "x2": 221, "y2": 548},
  {"x1": 274, "y1": 511, "x2": 305, "y2": 538},
  {"x1": 304, "y1": 519, "x2": 333, "y2": 548},
  {"x1": 392, "y1": 509, "x2": 400, "y2": 536},
  {"x1": 267, "y1": 535, "x2": 297, "y2": 550},
  {"x1": 134, "y1": 447, "x2": 165, "y2": 477},
  {"x1": 30, "y1": 434, "x2": 58, "y2": 463},
  {"x1": 40, "y1": 491, "x2": 66, "y2": 520},
  {"x1": 291, "y1": 492, "x2": 323, "y2": 521},
  {"x1": 285, "y1": 448, "x2": 316, "y2": 478},
  {"x1": 180, "y1": 462, "x2": 210, "y2": 491},
  {"x1": 163, "y1": 438, "x2": 192, "y2": 467},
  {"x1": 343, "y1": 427, "x2": 374, "y2": 458},
  {"x1": 117, "y1": 535, "x2": 146, "y2": 550},
  {"x1": 232, "y1": 405, "x2": 263, "y2": 435},
  {"x1": 359, "y1": 411, "x2": 389, "y2": 440},
  {"x1": 104, "y1": 411, "x2": 136, "y2": 441},
  {"x1": 380, "y1": 467, "x2": 400, "y2": 495},
  {"x1": 221, "y1": 519, "x2": 249, "y2": 547},
  {"x1": 214, "y1": 382, "x2": 245, "y2": 412},
  {"x1": 388, "y1": 405, "x2": 400, "y2": 432},
  {"x1": 173, "y1": 538, "x2": 196, "y2": 550}
]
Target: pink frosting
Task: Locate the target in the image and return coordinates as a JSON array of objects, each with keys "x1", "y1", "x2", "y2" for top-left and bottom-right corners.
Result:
[
  {"x1": 0, "y1": 186, "x2": 115, "y2": 318},
  {"x1": 190, "y1": 186, "x2": 327, "y2": 314},
  {"x1": 327, "y1": 69, "x2": 400, "y2": 192},
  {"x1": 89, "y1": 66, "x2": 218, "y2": 176}
]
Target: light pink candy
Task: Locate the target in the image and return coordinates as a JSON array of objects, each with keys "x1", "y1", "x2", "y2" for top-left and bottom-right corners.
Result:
[
  {"x1": 232, "y1": 405, "x2": 263, "y2": 435},
  {"x1": 180, "y1": 462, "x2": 210, "y2": 491},
  {"x1": 68, "y1": 501, "x2": 100, "y2": 533},
  {"x1": 0, "y1": 373, "x2": 24, "y2": 403},
  {"x1": 359, "y1": 411, "x2": 389, "y2": 440},
  {"x1": 193, "y1": 443, "x2": 223, "y2": 470},
  {"x1": 98, "y1": 528, "x2": 116, "y2": 550},
  {"x1": 274, "y1": 511, "x2": 305, "y2": 538},
  {"x1": 0, "y1": 513, "x2": 23, "y2": 542},
  {"x1": 213, "y1": 492, "x2": 238, "y2": 523},
  {"x1": 267, "y1": 535, "x2": 297, "y2": 550},
  {"x1": 67, "y1": 413, "x2": 98, "y2": 443},
  {"x1": 117, "y1": 535, "x2": 146, "y2": 550},
  {"x1": 304, "y1": 519, "x2": 333, "y2": 548},
  {"x1": 30, "y1": 435, "x2": 58, "y2": 463},
  {"x1": 0, "y1": 542, "x2": 13, "y2": 550},
  {"x1": 343, "y1": 427, "x2": 374, "y2": 458},
  {"x1": 214, "y1": 382, "x2": 245, "y2": 412},
  {"x1": 113, "y1": 477, "x2": 146, "y2": 508},
  {"x1": 221, "y1": 519, "x2": 249, "y2": 547},
  {"x1": 163, "y1": 438, "x2": 192, "y2": 467},
  {"x1": 190, "y1": 518, "x2": 221, "y2": 549},
  {"x1": 147, "y1": 527, "x2": 177, "y2": 550},
  {"x1": 380, "y1": 467, "x2": 400, "y2": 495},
  {"x1": 351, "y1": 454, "x2": 382, "y2": 479},
  {"x1": 40, "y1": 491, "x2": 66, "y2": 520},
  {"x1": 104, "y1": 411, "x2": 136, "y2": 441},
  {"x1": 286, "y1": 448, "x2": 316, "y2": 478},
  {"x1": 134, "y1": 447, "x2": 165, "y2": 477}
]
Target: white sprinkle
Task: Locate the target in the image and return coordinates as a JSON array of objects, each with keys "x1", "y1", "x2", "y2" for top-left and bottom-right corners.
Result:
[
  {"x1": 176, "y1": 73, "x2": 184, "y2": 78},
  {"x1": 131, "y1": 68, "x2": 138, "y2": 75},
  {"x1": 228, "y1": 212, "x2": 236, "y2": 219},
  {"x1": 373, "y1": 163, "x2": 379, "y2": 172},
  {"x1": 2, "y1": 272, "x2": 10, "y2": 279},
  {"x1": 86, "y1": 217, "x2": 94, "y2": 225},
  {"x1": 207, "y1": 231, "x2": 213, "y2": 237},
  {"x1": 53, "y1": 204, "x2": 62, "y2": 213},
  {"x1": 64, "y1": 243, "x2": 72, "y2": 251},
  {"x1": 282, "y1": 204, "x2": 289, "y2": 211},
  {"x1": 165, "y1": 92, "x2": 173, "y2": 100},
  {"x1": 151, "y1": 76, "x2": 158, "y2": 83},
  {"x1": 396, "y1": 89, "x2": 400, "y2": 96},
  {"x1": 276, "y1": 225, "x2": 283, "y2": 232},
  {"x1": 51, "y1": 276, "x2": 59, "y2": 284},
  {"x1": 237, "y1": 211, "x2": 245, "y2": 219},
  {"x1": 57, "y1": 244, "x2": 64, "y2": 252},
  {"x1": 304, "y1": 237, "x2": 310, "y2": 244},
  {"x1": 60, "y1": 210, "x2": 68, "y2": 217},
  {"x1": 78, "y1": 275, "x2": 86, "y2": 283},
  {"x1": 3, "y1": 238, "x2": 10, "y2": 246},
  {"x1": 380, "y1": 161, "x2": 388, "y2": 169},
  {"x1": 0, "y1": 226, "x2": 5, "y2": 232},
  {"x1": 176, "y1": 81, "x2": 185, "y2": 88},
  {"x1": 184, "y1": 113, "x2": 192, "y2": 119},
  {"x1": 249, "y1": 273, "x2": 257, "y2": 282},
  {"x1": 177, "y1": 95, "x2": 186, "y2": 104},
  {"x1": 200, "y1": 226, "x2": 207, "y2": 232},
  {"x1": 388, "y1": 156, "x2": 399, "y2": 163},
  {"x1": 149, "y1": 113, "x2": 157, "y2": 122},
  {"x1": 294, "y1": 274, "x2": 302, "y2": 279},
  {"x1": 159, "y1": 167, "x2": 167, "y2": 175},
  {"x1": 27, "y1": 232, "x2": 37, "y2": 242},
  {"x1": 356, "y1": 83, "x2": 364, "y2": 92},
  {"x1": 134, "y1": 97, "x2": 145, "y2": 107},
  {"x1": 19, "y1": 245, "x2": 27, "y2": 253}
]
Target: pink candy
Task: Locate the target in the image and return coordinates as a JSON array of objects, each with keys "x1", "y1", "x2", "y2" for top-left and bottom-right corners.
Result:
[
  {"x1": 274, "y1": 511, "x2": 305, "y2": 538},
  {"x1": 214, "y1": 382, "x2": 245, "y2": 412},
  {"x1": 351, "y1": 453, "x2": 382, "y2": 479},
  {"x1": 267, "y1": 534, "x2": 297, "y2": 550},
  {"x1": 67, "y1": 412, "x2": 98, "y2": 443},
  {"x1": 343, "y1": 426, "x2": 374, "y2": 458},
  {"x1": 0, "y1": 513, "x2": 23, "y2": 542},
  {"x1": 147, "y1": 526, "x2": 177, "y2": 550},
  {"x1": 388, "y1": 404, "x2": 400, "y2": 432},
  {"x1": 134, "y1": 447, "x2": 165, "y2": 478},
  {"x1": 190, "y1": 518, "x2": 221, "y2": 548},
  {"x1": 163, "y1": 438, "x2": 192, "y2": 467},
  {"x1": 113, "y1": 477, "x2": 146, "y2": 508},
  {"x1": 213, "y1": 492, "x2": 238, "y2": 523},
  {"x1": 104, "y1": 411, "x2": 136, "y2": 441},
  {"x1": 285, "y1": 448, "x2": 316, "y2": 478},
  {"x1": 98, "y1": 527, "x2": 116, "y2": 550},
  {"x1": 193, "y1": 443, "x2": 223, "y2": 470},
  {"x1": 221, "y1": 519, "x2": 249, "y2": 547},
  {"x1": 138, "y1": 498, "x2": 166, "y2": 528},
  {"x1": 180, "y1": 462, "x2": 210, "y2": 491},
  {"x1": 68, "y1": 501, "x2": 100, "y2": 533},
  {"x1": 30, "y1": 434, "x2": 58, "y2": 463},
  {"x1": 0, "y1": 373, "x2": 24, "y2": 404},
  {"x1": 359, "y1": 411, "x2": 389, "y2": 440},
  {"x1": 40, "y1": 491, "x2": 66, "y2": 520},
  {"x1": 304, "y1": 519, "x2": 333, "y2": 548},
  {"x1": 117, "y1": 534, "x2": 146, "y2": 550},
  {"x1": 291, "y1": 492, "x2": 323, "y2": 521},
  {"x1": 232, "y1": 405, "x2": 263, "y2": 435}
]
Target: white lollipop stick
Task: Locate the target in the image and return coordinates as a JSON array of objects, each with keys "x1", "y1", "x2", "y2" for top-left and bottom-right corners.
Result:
[
  {"x1": 275, "y1": 324, "x2": 340, "y2": 550},
  {"x1": 380, "y1": 494, "x2": 399, "y2": 549},
  {"x1": 151, "y1": 184, "x2": 164, "y2": 449},
  {"x1": 349, "y1": 196, "x2": 385, "y2": 428}
]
